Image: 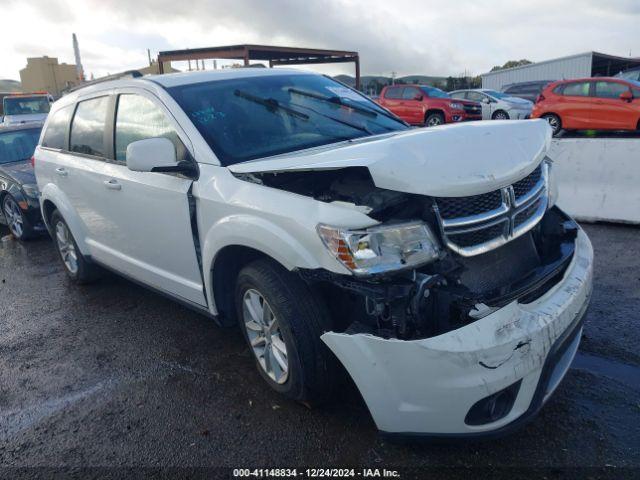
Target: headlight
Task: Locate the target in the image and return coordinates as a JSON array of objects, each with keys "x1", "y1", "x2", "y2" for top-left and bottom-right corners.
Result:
[
  {"x1": 21, "y1": 183, "x2": 40, "y2": 199},
  {"x1": 317, "y1": 221, "x2": 441, "y2": 275},
  {"x1": 545, "y1": 158, "x2": 558, "y2": 208},
  {"x1": 449, "y1": 102, "x2": 464, "y2": 110}
]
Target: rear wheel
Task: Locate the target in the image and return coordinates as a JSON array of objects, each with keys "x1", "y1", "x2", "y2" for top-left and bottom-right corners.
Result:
[
  {"x1": 2, "y1": 194, "x2": 34, "y2": 240},
  {"x1": 51, "y1": 210, "x2": 100, "y2": 284},
  {"x1": 425, "y1": 112, "x2": 445, "y2": 127},
  {"x1": 235, "y1": 258, "x2": 336, "y2": 405},
  {"x1": 542, "y1": 113, "x2": 562, "y2": 136}
]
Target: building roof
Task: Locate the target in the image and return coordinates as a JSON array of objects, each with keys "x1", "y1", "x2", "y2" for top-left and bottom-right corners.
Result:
[{"x1": 482, "y1": 51, "x2": 640, "y2": 78}]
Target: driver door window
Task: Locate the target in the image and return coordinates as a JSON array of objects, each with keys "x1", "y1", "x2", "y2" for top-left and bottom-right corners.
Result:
[{"x1": 115, "y1": 94, "x2": 187, "y2": 163}]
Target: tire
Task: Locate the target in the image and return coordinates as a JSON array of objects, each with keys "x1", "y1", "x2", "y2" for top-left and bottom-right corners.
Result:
[
  {"x1": 2, "y1": 194, "x2": 34, "y2": 240},
  {"x1": 492, "y1": 110, "x2": 510, "y2": 120},
  {"x1": 50, "y1": 209, "x2": 100, "y2": 284},
  {"x1": 235, "y1": 258, "x2": 337, "y2": 405},
  {"x1": 425, "y1": 112, "x2": 445, "y2": 127},
  {"x1": 541, "y1": 113, "x2": 562, "y2": 136}
]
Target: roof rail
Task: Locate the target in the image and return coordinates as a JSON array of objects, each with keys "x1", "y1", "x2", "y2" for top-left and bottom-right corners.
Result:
[{"x1": 64, "y1": 70, "x2": 143, "y2": 94}]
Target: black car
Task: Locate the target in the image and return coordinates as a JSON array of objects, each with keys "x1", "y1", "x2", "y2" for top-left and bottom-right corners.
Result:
[
  {"x1": 0, "y1": 123, "x2": 46, "y2": 240},
  {"x1": 501, "y1": 80, "x2": 554, "y2": 103}
]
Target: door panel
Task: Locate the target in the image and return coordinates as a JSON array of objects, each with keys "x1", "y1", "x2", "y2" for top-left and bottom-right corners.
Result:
[
  {"x1": 84, "y1": 162, "x2": 205, "y2": 305},
  {"x1": 591, "y1": 81, "x2": 635, "y2": 129},
  {"x1": 401, "y1": 87, "x2": 423, "y2": 124},
  {"x1": 556, "y1": 82, "x2": 592, "y2": 129}
]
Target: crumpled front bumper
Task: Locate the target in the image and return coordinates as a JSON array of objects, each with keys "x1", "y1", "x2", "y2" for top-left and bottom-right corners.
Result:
[{"x1": 321, "y1": 228, "x2": 593, "y2": 437}]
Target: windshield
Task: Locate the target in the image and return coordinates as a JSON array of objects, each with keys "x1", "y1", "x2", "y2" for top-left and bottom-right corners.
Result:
[
  {"x1": 168, "y1": 74, "x2": 407, "y2": 166},
  {"x1": 0, "y1": 128, "x2": 41, "y2": 164},
  {"x1": 420, "y1": 86, "x2": 450, "y2": 98},
  {"x1": 3, "y1": 96, "x2": 50, "y2": 116},
  {"x1": 617, "y1": 69, "x2": 640, "y2": 81}
]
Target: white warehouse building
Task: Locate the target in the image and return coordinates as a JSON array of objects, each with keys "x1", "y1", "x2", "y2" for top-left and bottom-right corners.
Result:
[{"x1": 481, "y1": 51, "x2": 640, "y2": 91}]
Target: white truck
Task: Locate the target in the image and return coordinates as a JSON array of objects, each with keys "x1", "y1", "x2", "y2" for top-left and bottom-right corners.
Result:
[{"x1": 34, "y1": 68, "x2": 593, "y2": 438}]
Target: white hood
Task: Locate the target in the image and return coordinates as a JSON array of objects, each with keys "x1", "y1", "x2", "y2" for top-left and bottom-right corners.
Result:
[{"x1": 229, "y1": 119, "x2": 552, "y2": 197}]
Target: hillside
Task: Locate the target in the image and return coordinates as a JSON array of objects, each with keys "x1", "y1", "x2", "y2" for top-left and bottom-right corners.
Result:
[{"x1": 334, "y1": 74, "x2": 447, "y2": 89}]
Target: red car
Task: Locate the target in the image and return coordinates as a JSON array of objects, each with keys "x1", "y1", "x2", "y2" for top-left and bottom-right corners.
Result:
[
  {"x1": 377, "y1": 85, "x2": 482, "y2": 126},
  {"x1": 531, "y1": 77, "x2": 640, "y2": 135}
]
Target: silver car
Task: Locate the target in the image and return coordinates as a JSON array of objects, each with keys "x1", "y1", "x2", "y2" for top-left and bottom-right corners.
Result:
[{"x1": 450, "y1": 89, "x2": 533, "y2": 120}]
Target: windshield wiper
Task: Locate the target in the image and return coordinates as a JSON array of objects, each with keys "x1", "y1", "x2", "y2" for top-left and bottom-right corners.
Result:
[
  {"x1": 235, "y1": 88, "x2": 371, "y2": 136},
  {"x1": 288, "y1": 88, "x2": 405, "y2": 126},
  {"x1": 234, "y1": 90, "x2": 309, "y2": 120}
]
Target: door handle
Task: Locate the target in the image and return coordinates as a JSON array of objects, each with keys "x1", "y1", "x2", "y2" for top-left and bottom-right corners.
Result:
[
  {"x1": 55, "y1": 167, "x2": 67, "y2": 177},
  {"x1": 103, "y1": 179, "x2": 122, "y2": 191}
]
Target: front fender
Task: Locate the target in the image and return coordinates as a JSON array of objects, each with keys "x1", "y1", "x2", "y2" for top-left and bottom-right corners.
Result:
[
  {"x1": 201, "y1": 213, "x2": 348, "y2": 315},
  {"x1": 40, "y1": 183, "x2": 91, "y2": 255}
]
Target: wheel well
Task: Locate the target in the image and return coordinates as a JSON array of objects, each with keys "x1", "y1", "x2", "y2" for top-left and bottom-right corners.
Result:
[
  {"x1": 425, "y1": 109, "x2": 445, "y2": 120},
  {"x1": 210, "y1": 245, "x2": 271, "y2": 327},
  {"x1": 42, "y1": 200, "x2": 57, "y2": 229}
]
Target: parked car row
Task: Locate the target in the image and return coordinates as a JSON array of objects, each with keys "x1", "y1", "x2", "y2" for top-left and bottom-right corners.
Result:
[{"x1": 4, "y1": 68, "x2": 594, "y2": 439}]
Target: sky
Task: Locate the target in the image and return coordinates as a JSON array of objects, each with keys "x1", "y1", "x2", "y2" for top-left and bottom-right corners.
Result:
[{"x1": 1, "y1": 0, "x2": 639, "y2": 81}]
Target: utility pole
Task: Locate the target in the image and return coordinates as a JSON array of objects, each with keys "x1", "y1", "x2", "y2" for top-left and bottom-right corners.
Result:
[
  {"x1": 72, "y1": 33, "x2": 84, "y2": 83},
  {"x1": 391, "y1": 71, "x2": 396, "y2": 85}
]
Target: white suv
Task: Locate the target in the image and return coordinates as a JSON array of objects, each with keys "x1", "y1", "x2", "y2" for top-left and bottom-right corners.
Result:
[{"x1": 35, "y1": 69, "x2": 593, "y2": 439}]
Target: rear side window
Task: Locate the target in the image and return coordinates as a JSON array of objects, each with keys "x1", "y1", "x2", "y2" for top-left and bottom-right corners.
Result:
[
  {"x1": 594, "y1": 81, "x2": 629, "y2": 99},
  {"x1": 559, "y1": 82, "x2": 590, "y2": 97},
  {"x1": 384, "y1": 87, "x2": 403, "y2": 99},
  {"x1": 42, "y1": 105, "x2": 72, "y2": 149},
  {"x1": 450, "y1": 92, "x2": 466, "y2": 99},
  {"x1": 70, "y1": 96, "x2": 109, "y2": 157},
  {"x1": 115, "y1": 94, "x2": 186, "y2": 162},
  {"x1": 402, "y1": 87, "x2": 420, "y2": 100}
]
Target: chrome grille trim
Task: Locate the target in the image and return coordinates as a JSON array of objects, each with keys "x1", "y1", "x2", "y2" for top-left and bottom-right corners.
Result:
[{"x1": 434, "y1": 163, "x2": 549, "y2": 257}]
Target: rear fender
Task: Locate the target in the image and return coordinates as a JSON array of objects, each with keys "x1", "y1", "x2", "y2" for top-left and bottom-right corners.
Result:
[{"x1": 40, "y1": 183, "x2": 91, "y2": 255}]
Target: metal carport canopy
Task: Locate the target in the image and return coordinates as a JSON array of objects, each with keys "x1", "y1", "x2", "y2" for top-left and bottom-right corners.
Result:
[{"x1": 157, "y1": 44, "x2": 361, "y2": 89}]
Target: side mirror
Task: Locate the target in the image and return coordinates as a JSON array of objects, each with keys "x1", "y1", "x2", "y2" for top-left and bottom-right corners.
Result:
[
  {"x1": 620, "y1": 90, "x2": 633, "y2": 102},
  {"x1": 126, "y1": 137, "x2": 195, "y2": 175},
  {"x1": 413, "y1": 93, "x2": 424, "y2": 101},
  {"x1": 483, "y1": 97, "x2": 491, "y2": 104}
]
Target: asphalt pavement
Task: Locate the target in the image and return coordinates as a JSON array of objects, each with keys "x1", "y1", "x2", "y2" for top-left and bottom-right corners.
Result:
[{"x1": 0, "y1": 223, "x2": 639, "y2": 478}]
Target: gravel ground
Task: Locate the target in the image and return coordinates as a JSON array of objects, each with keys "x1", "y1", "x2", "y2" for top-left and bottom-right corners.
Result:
[{"x1": 0, "y1": 223, "x2": 639, "y2": 478}]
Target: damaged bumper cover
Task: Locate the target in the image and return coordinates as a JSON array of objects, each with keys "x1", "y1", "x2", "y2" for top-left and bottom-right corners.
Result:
[{"x1": 321, "y1": 228, "x2": 593, "y2": 437}]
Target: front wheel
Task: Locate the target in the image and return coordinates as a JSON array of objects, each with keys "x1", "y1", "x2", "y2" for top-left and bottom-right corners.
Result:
[
  {"x1": 425, "y1": 112, "x2": 445, "y2": 127},
  {"x1": 235, "y1": 258, "x2": 336, "y2": 405},
  {"x1": 542, "y1": 113, "x2": 562, "y2": 136},
  {"x1": 2, "y1": 194, "x2": 34, "y2": 240},
  {"x1": 51, "y1": 210, "x2": 100, "y2": 284}
]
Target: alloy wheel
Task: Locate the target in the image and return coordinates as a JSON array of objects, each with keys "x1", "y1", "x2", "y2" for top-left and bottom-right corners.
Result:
[
  {"x1": 55, "y1": 220, "x2": 78, "y2": 275},
  {"x1": 427, "y1": 116, "x2": 443, "y2": 127},
  {"x1": 3, "y1": 196, "x2": 24, "y2": 238},
  {"x1": 494, "y1": 112, "x2": 508, "y2": 120},
  {"x1": 242, "y1": 288, "x2": 289, "y2": 384}
]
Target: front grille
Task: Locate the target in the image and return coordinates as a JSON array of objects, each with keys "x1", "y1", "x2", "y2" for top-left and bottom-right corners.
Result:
[
  {"x1": 513, "y1": 165, "x2": 542, "y2": 200},
  {"x1": 436, "y1": 190, "x2": 502, "y2": 219},
  {"x1": 464, "y1": 104, "x2": 482, "y2": 115},
  {"x1": 448, "y1": 221, "x2": 508, "y2": 248},
  {"x1": 434, "y1": 163, "x2": 548, "y2": 256}
]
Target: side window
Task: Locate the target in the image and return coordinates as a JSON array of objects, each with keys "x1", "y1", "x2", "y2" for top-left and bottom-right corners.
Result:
[
  {"x1": 401, "y1": 87, "x2": 420, "y2": 100},
  {"x1": 467, "y1": 91, "x2": 486, "y2": 103},
  {"x1": 384, "y1": 87, "x2": 402, "y2": 99},
  {"x1": 560, "y1": 82, "x2": 591, "y2": 97},
  {"x1": 114, "y1": 94, "x2": 186, "y2": 162},
  {"x1": 450, "y1": 92, "x2": 467, "y2": 99},
  {"x1": 70, "y1": 96, "x2": 109, "y2": 157},
  {"x1": 42, "y1": 105, "x2": 72, "y2": 149},
  {"x1": 594, "y1": 81, "x2": 629, "y2": 99},
  {"x1": 632, "y1": 87, "x2": 640, "y2": 98}
]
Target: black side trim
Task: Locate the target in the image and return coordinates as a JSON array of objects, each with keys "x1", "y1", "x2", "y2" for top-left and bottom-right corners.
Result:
[
  {"x1": 187, "y1": 183, "x2": 208, "y2": 306},
  {"x1": 381, "y1": 301, "x2": 590, "y2": 443}
]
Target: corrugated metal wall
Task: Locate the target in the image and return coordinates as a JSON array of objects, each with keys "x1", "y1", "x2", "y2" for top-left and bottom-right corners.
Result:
[{"x1": 481, "y1": 53, "x2": 593, "y2": 90}]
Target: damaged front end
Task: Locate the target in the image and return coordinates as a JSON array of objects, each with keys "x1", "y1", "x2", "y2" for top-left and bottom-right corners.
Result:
[{"x1": 235, "y1": 158, "x2": 593, "y2": 437}]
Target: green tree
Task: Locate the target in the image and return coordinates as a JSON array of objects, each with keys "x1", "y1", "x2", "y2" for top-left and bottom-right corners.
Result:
[{"x1": 490, "y1": 59, "x2": 533, "y2": 72}]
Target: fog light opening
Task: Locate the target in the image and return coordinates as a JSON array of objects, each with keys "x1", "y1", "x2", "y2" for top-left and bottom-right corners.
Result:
[{"x1": 465, "y1": 379, "x2": 522, "y2": 426}]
